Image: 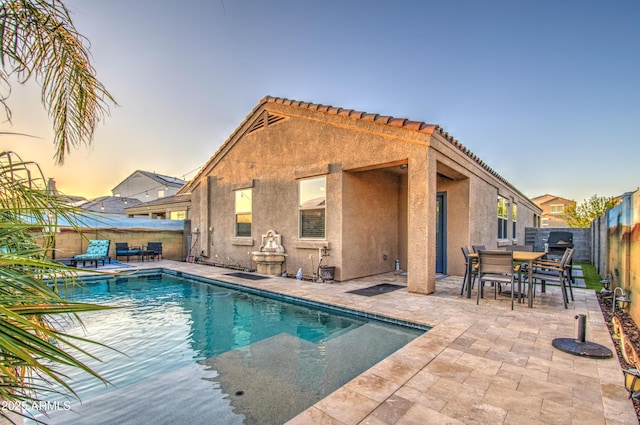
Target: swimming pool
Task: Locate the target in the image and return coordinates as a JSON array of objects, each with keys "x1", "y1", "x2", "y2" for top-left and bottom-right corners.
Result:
[{"x1": 28, "y1": 272, "x2": 425, "y2": 424}]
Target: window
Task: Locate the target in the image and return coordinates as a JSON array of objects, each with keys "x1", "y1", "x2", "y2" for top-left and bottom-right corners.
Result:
[
  {"x1": 299, "y1": 176, "x2": 325, "y2": 238},
  {"x1": 497, "y1": 197, "x2": 508, "y2": 239},
  {"x1": 512, "y1": 203, "x2": 517, "y2": 239},
  {"x1": 541, "y1": 217, "x2": 549, "y2": 227},
  {"x1": 170, "y1": 211, "x2": 186, "y2": 220},
  {"x1": 550, "y1": 204, "x2": 564, "y2": 214},
  {"x1": 235, "y1": 188, "x2": 252, "y2": 237}
]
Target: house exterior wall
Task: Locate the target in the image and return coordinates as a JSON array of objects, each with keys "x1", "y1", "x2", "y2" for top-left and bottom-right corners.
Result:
[
  {"x1": 125, "y1": 199, "x2": 191, "y2": 220},
  {"x1": 192, "y1": 115, "x2": 430, "y2": 283},
  {"x1": 341, "y1": 169, "x2": 400, "y2": 280},
  {"x1": 532, "y1": 195, "x2": 576, "y2": 228},
  {"x1": 185, "y1": 98, "x2": 540, "y2": 293},
  {"x1": 113, "y1": 171, "x2": 182, "y2": 202},
  {"x1": 437, "y1": 176, "x2": 469, "y2": 277}
]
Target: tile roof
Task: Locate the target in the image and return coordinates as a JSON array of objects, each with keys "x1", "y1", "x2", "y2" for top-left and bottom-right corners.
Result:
[
  {"x1": 137, "y1": 171, "x2": 185, "y2": 188},
  {"x1": 261, "y1": 96, "x2": 509, "y2": 187},
  {"x1": 125, "y1": 193, "x2": 191, "y2": 209},
  {"x1": 80, "y1": 196, "x2": 142, "y2": 214},
  {"x1": 183, "y1": 96, "x2": 530, "y2": 202}
]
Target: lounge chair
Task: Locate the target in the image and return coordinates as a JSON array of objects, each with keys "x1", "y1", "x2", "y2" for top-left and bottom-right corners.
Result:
[
  {"x1": 71, "y1": 240, "x2": 111, "y2": 268},
  {"x1": 146, "y1": 242, "x2": 162, "y2": 260},
  {"x1": 115, "y1": 242, "x2": 141, "y2": 262}
]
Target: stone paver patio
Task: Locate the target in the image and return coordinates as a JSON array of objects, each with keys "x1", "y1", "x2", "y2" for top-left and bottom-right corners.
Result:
[{"x1": 107, "y1": 260, "x2": 637, "y2": 424}]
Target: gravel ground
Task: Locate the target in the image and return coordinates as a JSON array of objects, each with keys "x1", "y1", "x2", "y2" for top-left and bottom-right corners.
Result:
[{"x1": 598, "y1": 290, "x2": 640, "y2": 422}]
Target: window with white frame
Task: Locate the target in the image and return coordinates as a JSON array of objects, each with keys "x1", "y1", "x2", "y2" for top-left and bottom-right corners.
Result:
[
  {"x1": 550, "y1": 204, "x2": 564, "y2": 214},
  {"x1": 299, "y1": 176, "x2": 326, "y2": 238},
  {"x1": 235, "y1": 188, "x2": 252, "y2": 237},
  {"x1": 497, "y1": 196, "x2": 508, "y2": 239},
  {"x1": 512, "y1": 203, "x2": 517, "y2": 239}
]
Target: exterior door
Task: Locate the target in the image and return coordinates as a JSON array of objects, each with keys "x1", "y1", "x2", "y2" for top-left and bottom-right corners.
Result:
[{"x1": 436, "y1": 192, "x2": 447, "y2": 274}]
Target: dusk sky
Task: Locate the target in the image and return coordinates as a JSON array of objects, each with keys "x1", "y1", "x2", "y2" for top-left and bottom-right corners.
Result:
[{"x1": 2, "y1": 0, "x2": 638, "y2": 203}]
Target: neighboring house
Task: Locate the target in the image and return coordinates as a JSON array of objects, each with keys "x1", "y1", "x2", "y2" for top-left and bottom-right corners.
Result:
[
  {"x1": 80, "y1": 196, "x2": 142, "y2": 215},
  {"x1": 112, "y1": 170, "x2": 185, "y2": 202},
  {"x1": 530, "y1": 194, "x2": 576, "y2": 228},
  {"x1": 124, "y1": 193, "x2": 191, "y2": 220},
  {"x1": 180, "y1": 96, "x2": 542, "y2": 295}
]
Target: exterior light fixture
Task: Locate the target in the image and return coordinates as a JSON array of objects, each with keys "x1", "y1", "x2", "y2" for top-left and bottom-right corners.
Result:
[
  {"x1": 624, "y1": 368, "x2": 640, "y2": 399},
  {"x1": 613, "y1": 287, "x2": 631, "y2": 313},
  {"x1": 617, "y1": 296, "x2": 632, "y2": 311}
]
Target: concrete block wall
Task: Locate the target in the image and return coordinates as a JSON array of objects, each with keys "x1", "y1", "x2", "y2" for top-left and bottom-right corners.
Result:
[
  {"x1": 524, "y1": 227, "x2": 590, "y2": 263},
  {"x1": 52, "y1": 228, "x2": 186, "y2": 261}
]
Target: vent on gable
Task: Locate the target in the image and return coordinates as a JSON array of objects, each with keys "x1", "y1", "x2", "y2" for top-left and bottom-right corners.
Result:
[{"x1": 247, "y1": 112, "x2": 287, "y2": 134}]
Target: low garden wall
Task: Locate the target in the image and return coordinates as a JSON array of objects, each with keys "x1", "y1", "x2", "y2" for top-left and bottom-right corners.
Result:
[
  {"x1": 43, "y1": 214, "x2": 188, "y2": 262},
  {"x1": 53, "y1": 228, "x2": 186, "y2": 262}
]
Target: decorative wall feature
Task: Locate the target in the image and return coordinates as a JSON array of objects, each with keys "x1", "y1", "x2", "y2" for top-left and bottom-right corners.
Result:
[{"x1": 252, "y1": 230, "x2": 287, "y2": 275}]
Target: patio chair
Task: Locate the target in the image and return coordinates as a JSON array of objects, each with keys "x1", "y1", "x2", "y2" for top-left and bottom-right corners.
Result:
[
  {"x1": 146, "y1": 242, "x2": 163, "y2": 260},
  {"x1": 71, "y1": 240, "x2": 111, "y2": 268},
  {"x1": 476, "y1": 250, "x2": 519, "y2": 310},
  {"x1": 528, "y1": 248, "x2": 574, "y2": 308},
  {"x1": 460, "y1": 246, "x2": 478, "y2": 296},
  {"x1": 115, "y1": 242, "x2": 140, "y2": 262},
  {"x1": 472, "y1": 245, "x2": 486, "y2": 253}
]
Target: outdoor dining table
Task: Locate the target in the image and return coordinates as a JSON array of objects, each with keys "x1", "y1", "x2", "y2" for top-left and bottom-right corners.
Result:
[{"x1": 466, "y1": 250, "x2": 546, "y2": 308}]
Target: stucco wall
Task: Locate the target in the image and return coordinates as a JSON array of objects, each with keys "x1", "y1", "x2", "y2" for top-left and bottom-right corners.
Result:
[
  {"x1": 438, "y1": 176, "x2": 470, "y2": 277},
  {"x1": 192, "y1": 112, "x2": 432, "y2": 281},
  {"x1": 113, "y1": 172, "x2": 182, "y2": 202},
  {"x1": 342, "y1": 169, "x2": 400, "y2": 280},
  {"x1": 186, "y1": 100, "x2": 541, "y2": 289}
]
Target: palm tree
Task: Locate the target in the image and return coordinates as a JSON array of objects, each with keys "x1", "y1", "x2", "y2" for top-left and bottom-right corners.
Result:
[
  {"x1": 0, "y1": 152, "x2": 114, "y2": 423},
  {"x1": 0, "y1": 1, "x2": 117, "y2": 422}
]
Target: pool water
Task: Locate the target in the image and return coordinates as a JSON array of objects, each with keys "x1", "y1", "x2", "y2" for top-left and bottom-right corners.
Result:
[{"x1": 28, "y1": 273, "x2": 424, "y2": 425}]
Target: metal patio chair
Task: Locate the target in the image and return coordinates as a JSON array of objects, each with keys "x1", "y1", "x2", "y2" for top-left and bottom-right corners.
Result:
[
  {"x1": 476, "y1": 250, "x2": 519, "y2": 310},
  {"x1": 528, "y1": 248, "x2": 574, "y2": 308},
  {"x1": 460, "y1": 246, "x2": 478, "y2": 296}
]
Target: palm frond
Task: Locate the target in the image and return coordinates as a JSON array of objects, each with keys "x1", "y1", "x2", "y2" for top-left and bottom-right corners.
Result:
[
  {"x1": 0, "y1": 151, "x2": 119, "y2": 419},
  {"x1": 0, "y1": 1, "x2": 117, "y2": 164}
]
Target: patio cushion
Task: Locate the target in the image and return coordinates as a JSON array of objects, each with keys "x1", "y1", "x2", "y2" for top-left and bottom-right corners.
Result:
[{"x1": 74, "y1": 240, "x2": 110, "y2": 260}]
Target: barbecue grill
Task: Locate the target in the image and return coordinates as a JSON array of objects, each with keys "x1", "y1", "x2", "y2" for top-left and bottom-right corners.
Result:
[{"x1": 546, "y1": 231, "x2": 574, "y2": 282}]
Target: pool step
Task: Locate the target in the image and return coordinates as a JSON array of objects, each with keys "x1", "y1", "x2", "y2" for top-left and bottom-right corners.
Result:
[
  {"x1": 200, "y1": 333, "x2": 322, "y2": 425},
  {"x1": 198, "y1": 324, "x2": 419, "y2": 425}
]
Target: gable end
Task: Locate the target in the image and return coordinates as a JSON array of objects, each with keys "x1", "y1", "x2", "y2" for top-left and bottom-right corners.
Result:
[{"x1": 247, "y1": 111, "x2": 287, "y2": 135}]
